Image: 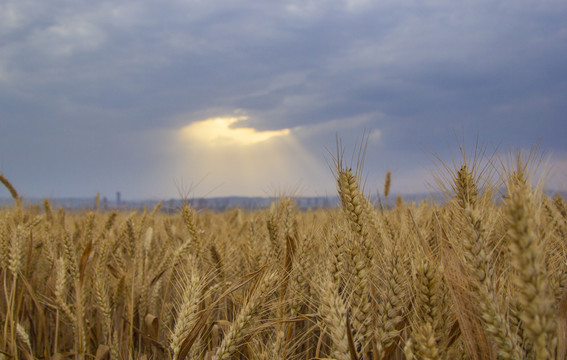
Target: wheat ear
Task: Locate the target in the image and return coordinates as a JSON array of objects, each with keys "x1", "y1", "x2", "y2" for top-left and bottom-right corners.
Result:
[
  {"x1": 453, "y1": 166, "x2": 523, "y2": 359},
  {"x1": 214, "y1": 270, "x2": 276, "y2": 360},
  {"x1": 505, "y1": 168, "x2": 557, "y2": 359},
  {"x1": 374, "y1": 243, "x2": 407, "y2": 358},
  {"x1": 318, "y1": 273, "x2": 351, "y2": 360},
  {"x1": 0, "y1": 173, "x2": 18, "y2": 200},
  {"x1": 171, "y1": 271, "x2": 203, "y2": 360},
  {"x1": 404, "y1": 322, "x2": 440, "y2": 360}
]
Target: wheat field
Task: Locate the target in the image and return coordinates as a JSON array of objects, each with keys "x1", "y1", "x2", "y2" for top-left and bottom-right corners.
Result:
[{"x1": 1, "y1": 148, "x2": 566, "y2": 360}]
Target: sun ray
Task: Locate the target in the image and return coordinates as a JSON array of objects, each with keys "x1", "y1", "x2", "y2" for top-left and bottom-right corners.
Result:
[{"x1": 172, "y1": 114, "x2": 328, "y2": 196}]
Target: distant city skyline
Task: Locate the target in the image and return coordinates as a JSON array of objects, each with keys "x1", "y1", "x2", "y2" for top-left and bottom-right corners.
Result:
[
  {"x1": 0, "y1": 192, "x2": 437, "y2": 212},
  {"x1": 1, "y1": 1, "x2": 566, "y2": 198}
]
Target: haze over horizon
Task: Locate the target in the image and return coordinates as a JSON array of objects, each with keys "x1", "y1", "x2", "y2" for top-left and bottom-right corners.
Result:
[{"x1": 1, "y1": 0, "x2": 566, "y2": 199}]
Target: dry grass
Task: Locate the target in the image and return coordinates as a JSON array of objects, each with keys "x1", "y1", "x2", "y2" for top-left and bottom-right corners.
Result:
[{"x1": 0, "y1": 145, "x2": 565, "y2": 360}]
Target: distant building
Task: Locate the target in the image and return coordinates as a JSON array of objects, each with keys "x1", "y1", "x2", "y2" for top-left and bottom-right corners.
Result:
[{"x1": 116, "y1": 192, "x2": 121, "y2": 206}]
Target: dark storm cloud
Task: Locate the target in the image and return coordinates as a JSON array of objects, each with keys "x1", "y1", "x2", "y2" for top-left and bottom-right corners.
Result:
[{"x1": 1, "y1": 0, "x2": 566, "y2": 197}]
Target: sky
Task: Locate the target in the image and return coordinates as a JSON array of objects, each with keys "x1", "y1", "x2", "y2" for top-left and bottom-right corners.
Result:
[{"x1": 1, "y1": 0, "x2": 566, "y2": 199}]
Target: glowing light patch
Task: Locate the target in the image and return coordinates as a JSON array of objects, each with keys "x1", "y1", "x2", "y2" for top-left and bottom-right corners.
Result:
[
  {"x1": 171, "y1": 114, "x2": 329, "y2": 197},
  {"x1": 180, "y1": 116, "x2": 290, "y2": 146}
]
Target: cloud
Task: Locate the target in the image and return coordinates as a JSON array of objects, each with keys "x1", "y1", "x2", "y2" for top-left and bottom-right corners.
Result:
[
  {"x1": 293, "y1": 113, "x2": 380, "y2": 137},
  {"x1": 368, "y1": 129, "x2": 382, "y2": 144},
  {"x1": 31, "y1": 16, "x2": 106, "y2": 56},
  {"x1": 0, "y1": 0, "x2": 566, "y2": 198}
]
